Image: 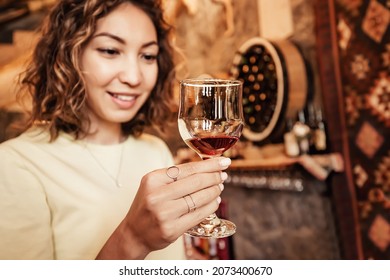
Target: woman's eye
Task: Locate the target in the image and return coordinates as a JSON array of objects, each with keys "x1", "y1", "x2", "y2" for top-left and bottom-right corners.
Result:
[
  {"x1": 142, "y1": 54, "x2": 158, "y2": 62},
  {"x1": 97, "y1": 48, "x2": 119, "y2": 56}
]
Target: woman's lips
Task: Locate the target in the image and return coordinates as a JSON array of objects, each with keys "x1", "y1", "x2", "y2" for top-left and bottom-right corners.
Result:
[
  {"x1": 108, "y1": 92, "x2": 138, "y2": 109},
  {"x1": 110, "y1": 93, "x2": 135, "y2": 101}
]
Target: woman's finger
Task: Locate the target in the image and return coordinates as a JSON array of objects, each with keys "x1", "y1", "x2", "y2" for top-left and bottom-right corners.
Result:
[
  {"x1": 158, "y1": 171, "x2": 227, "y2": 201},
  {"x1": 175, "y1": 157, "x2": 231, "y2": 181},
  {"x1": 144, "y1": 157, "x2": 231, "y2": 186},
  {"x1": 176, "y1": 197, "x2": 222, "y2": 233},
  {"x1": 177, "y1": 183, "x2": 223, "y2": 216},
  {"x1": 147, "y1": 183, "x2": 223, "y2": 222}
]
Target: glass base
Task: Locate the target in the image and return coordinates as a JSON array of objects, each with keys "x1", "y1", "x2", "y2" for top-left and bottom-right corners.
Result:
[{"x1": 185, "y1": 218, "x2": 236, "y2": 239}]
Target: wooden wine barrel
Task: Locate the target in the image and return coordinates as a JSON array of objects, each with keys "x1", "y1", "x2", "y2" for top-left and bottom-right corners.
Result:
[{"x1": 231, "y1": 37, "x2": 308, "y2": 143}]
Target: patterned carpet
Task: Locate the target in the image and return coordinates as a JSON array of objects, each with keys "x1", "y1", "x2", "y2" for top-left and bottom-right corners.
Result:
[{"x1": 322, "y1": 0, "x2": 389, "y2": 259}]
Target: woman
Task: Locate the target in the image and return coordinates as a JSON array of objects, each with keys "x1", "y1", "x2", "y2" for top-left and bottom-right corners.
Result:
[{"x1": 0, "y1": 0, "x2": 230, "y2": 260}]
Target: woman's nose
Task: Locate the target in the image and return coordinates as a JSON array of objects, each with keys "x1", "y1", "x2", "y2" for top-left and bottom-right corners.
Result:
[{"x1": 118, "y1": 58, "x2": 142, "y2": 86}]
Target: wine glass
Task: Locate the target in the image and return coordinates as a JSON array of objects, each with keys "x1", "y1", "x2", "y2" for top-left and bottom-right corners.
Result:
[{"x1": 178, "y1": 78, "x2": 244, "y2": 238}]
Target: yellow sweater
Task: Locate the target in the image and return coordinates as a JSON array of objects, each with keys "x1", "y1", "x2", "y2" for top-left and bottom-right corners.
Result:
[{"x1": 0, "y1": 127, "x2": 185, "y2": 260}]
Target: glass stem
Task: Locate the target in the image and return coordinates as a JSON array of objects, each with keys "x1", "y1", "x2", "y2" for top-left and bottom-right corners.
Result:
[{"x1": 199, "y1": 156, "x2": 223, "y2": 235}]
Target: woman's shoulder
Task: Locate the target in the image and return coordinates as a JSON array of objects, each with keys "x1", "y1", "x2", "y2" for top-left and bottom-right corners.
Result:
[
  {"x1": 0, "y1": 126, "x2": 75, "y2": 160},
  {"x1": 0, "y1": 127, "x2": 50, "y2": 150}
]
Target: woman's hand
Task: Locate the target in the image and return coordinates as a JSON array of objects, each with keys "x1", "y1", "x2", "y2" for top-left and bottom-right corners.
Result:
[{"x1": 96, "y1": 156, "x2": 231, "y2": 259}]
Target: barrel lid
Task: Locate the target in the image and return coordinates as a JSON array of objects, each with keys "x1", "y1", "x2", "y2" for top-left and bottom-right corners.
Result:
[{"x1": 231, "y1": 37, "x2": 285, "y2": 143}]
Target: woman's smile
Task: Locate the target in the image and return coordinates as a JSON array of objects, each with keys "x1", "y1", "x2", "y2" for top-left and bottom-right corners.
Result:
[{"x1": 108, "y1": 91, "x2": 139, "y2": 109}]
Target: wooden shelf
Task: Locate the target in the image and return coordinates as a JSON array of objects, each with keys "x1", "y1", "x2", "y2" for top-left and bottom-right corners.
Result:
[{"x1": 230, "y1": 153, "x2": 344, "y2": 181}]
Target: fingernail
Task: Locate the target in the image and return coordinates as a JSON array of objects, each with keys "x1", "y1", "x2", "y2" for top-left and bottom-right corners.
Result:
[
  {"x1": 219, "y1": 157, "x2": 231, "y2": 167},
  {"x1": 219, "y1": 183, "x2": 224, "y2": 191},
  {"x1": 217, "y1": 196, "x2": 222, "y2": 204},
  {"x1": 220, "y1": 172, "x2": 228, "y2": 181}
]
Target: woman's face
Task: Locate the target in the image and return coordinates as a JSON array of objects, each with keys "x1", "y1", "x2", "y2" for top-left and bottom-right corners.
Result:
[{"x1": 80, "y1": 2, "x2": 158, "y2": 131}]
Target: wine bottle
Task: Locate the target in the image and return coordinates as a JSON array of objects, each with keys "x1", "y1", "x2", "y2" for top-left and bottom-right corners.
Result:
[
  {"x1": 313, "y1": 108, "x2": 328, "y2": 153},
  {"x1": 293, "y1": 111, "x2": 310, "y2": 155},
  {"x1": 307, "y1": 103, "x2": 318, "y2": 154},
  {"x1": 283, "y1": 118, "x2": 300, "y2": 157}
]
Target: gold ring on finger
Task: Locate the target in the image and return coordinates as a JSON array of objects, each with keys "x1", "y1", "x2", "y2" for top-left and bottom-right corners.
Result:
[
  {"x1": 183, "y1": 194, "x2": 196, "y2": 214},
  {"x1": 166, "y1": 165, "x2": 180, "y2": 182}
]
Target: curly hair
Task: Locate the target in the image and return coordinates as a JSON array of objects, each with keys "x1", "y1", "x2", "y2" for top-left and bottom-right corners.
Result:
[{"x1": 22, "y1": 0, "x2": 176, "y2": 140}]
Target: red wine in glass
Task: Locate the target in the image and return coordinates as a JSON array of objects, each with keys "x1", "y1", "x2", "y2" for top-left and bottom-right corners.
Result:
[{"x1": 185, "y1": 135, "x2": 239, "y2": 159}]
